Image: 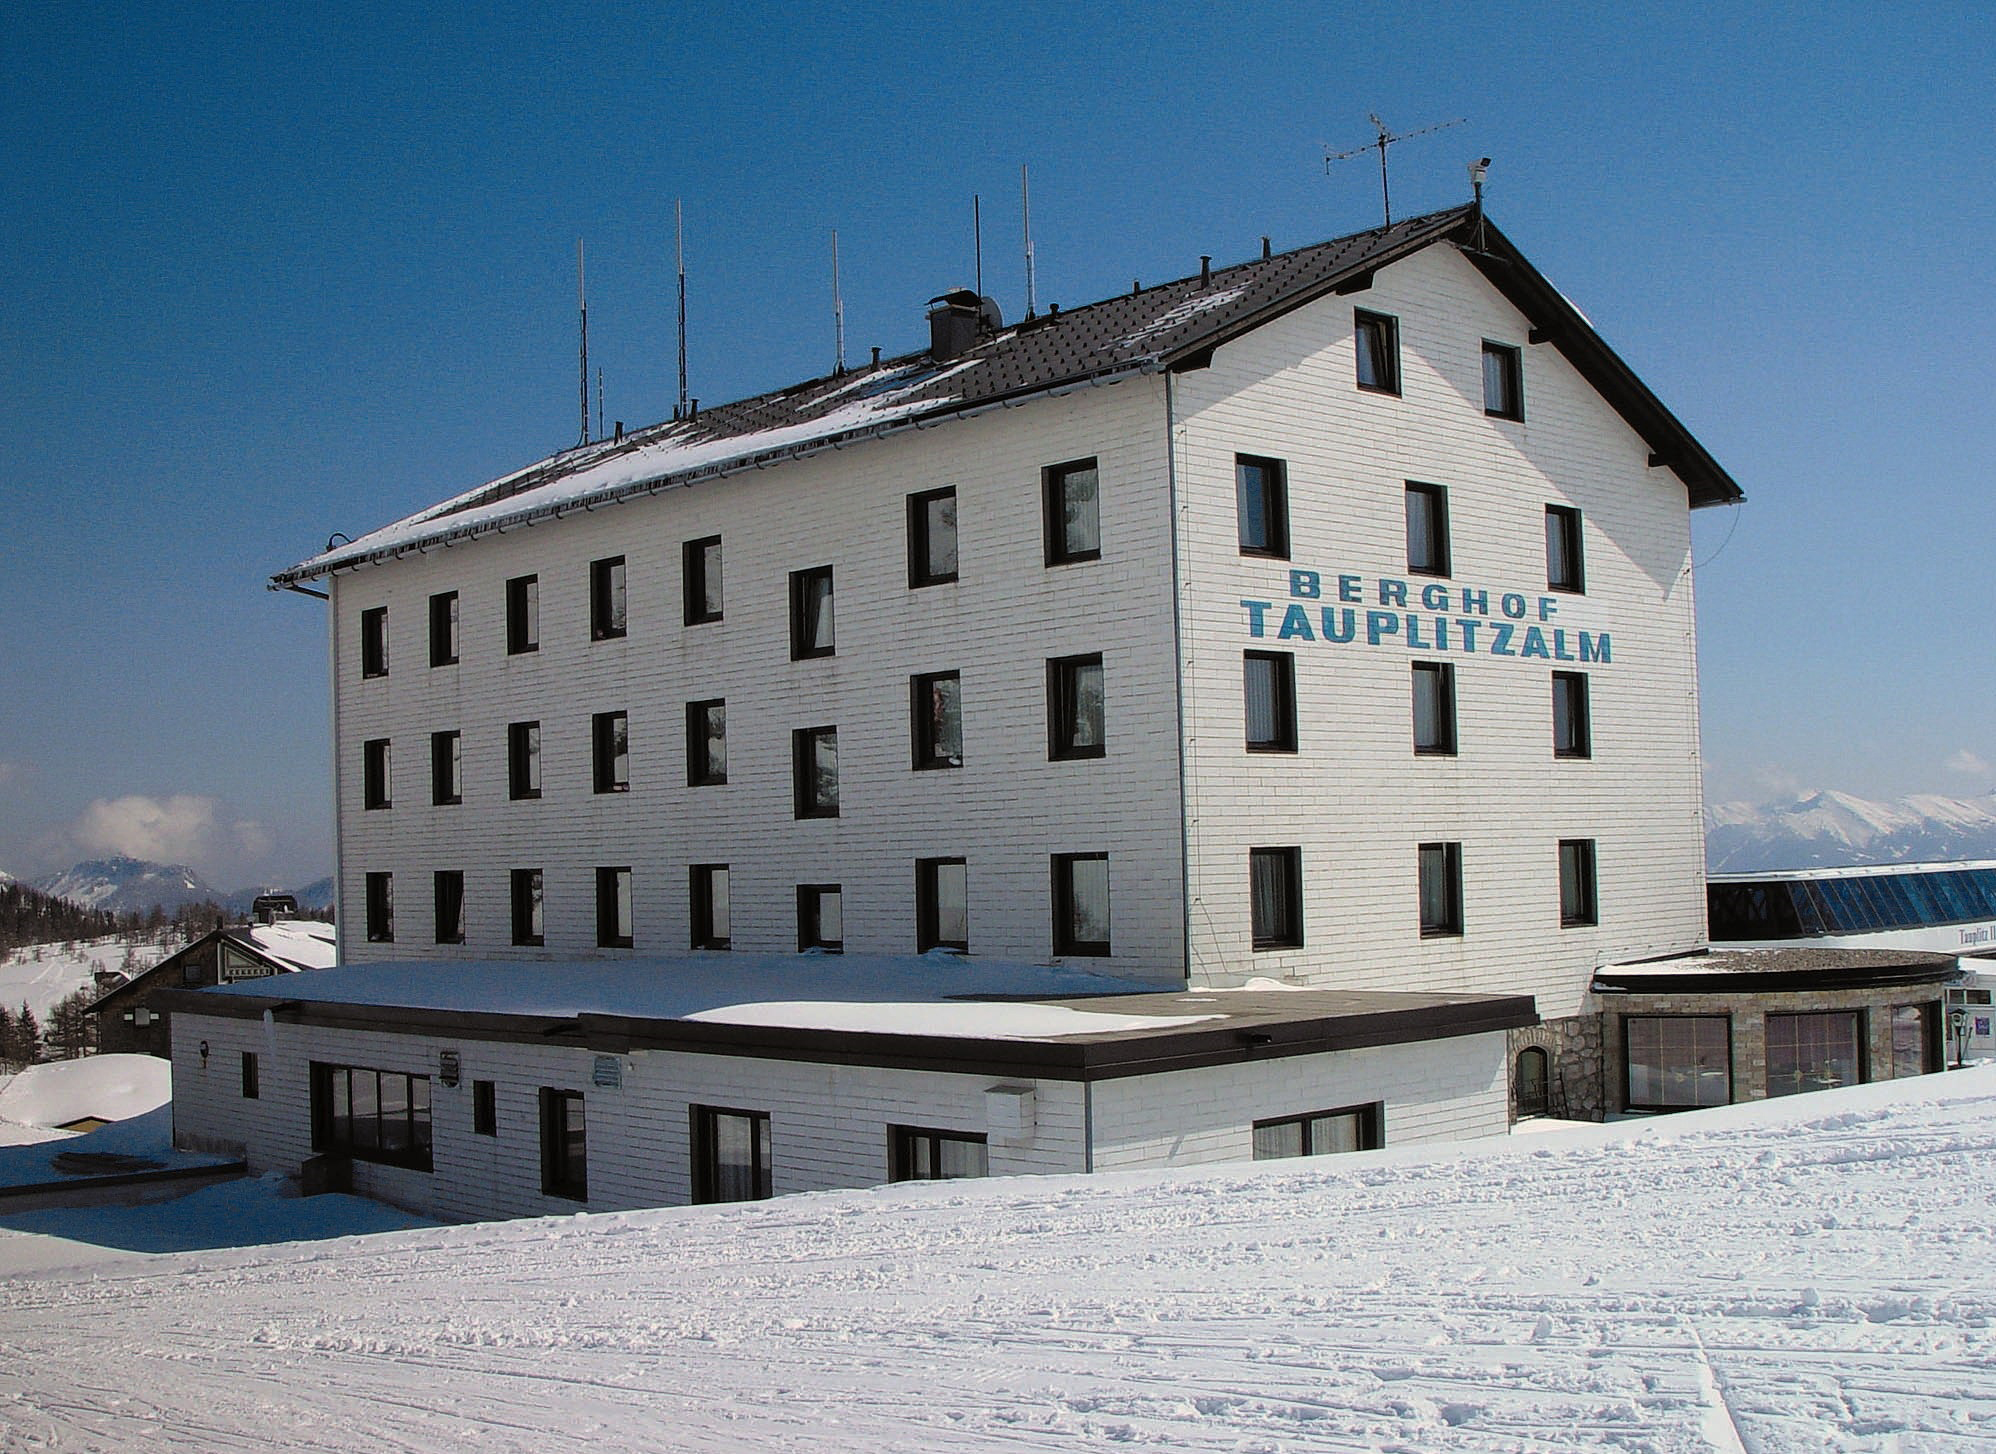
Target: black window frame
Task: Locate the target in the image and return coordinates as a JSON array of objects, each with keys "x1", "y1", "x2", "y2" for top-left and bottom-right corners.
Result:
[
  {"x1": 596, "y1": 865, "x2": 633, "y2": 949},
  {"x1": 1766, "y1": 1010, "x2": 1866, "y2": 1099},
  {"x1": 690, "y1": 1104, "x2": 772, "y2": 1204},
  {"x1": 1405, "y1": 481, "x2": 1451, "y2": 577},
  {"x1": 891, "y1": 1125, "x2": 989, "y2": 1182},
  {"x1": 1252, "y1": 1103, "x2": 1382, "y2": 1159},
  {"x1": 1243, "y1": 650, "x2": 1297, "y2": 753},
  {"x1": 1559, "y1": 838, "x2": 1599, "y2": 928},
  {"x1": 429, "y1": 729, "x2": 461, "y2": 807},
  {"x1": 1624, "y1": 1014, "x2": 1733, "y2": 1112},
  {"x1": 1249, "y1": 846, "x2": 1304, "y2": 951},
  {"x1": 589, "y1": 555, "x2": 627, "y2": 641},
  {"x1": 1482, "y1": 339, "x2": 1523, "y2": 420},
  {"x1": 792, "y1": 725, "x2": 839, "y2": 818},
  {"x1": 364, "y1": 871, "x2": 394, "y2": 944},
  {"x1": 910, "y1": 670, "x2": 964, "y2": 770},
  {"x1": 428, "y1": 590, "x2": 459, "y2": 668},
  {"x1": 1553, "y1": 671, "x2": 1592, "y2": 760},
  {"x1": 362, "y1": 737, "x2": 392, "y2": 810},
  {"x1": 1235, "y1": 453, "x2": 1290, "y2": 559},
  {"x1": 1047, "y1": 653, "x2": 1106, "y2": 761},
  {"x1": 1354, "y1": 309, "x2": 1400, "y2": 395},
  {"x1": 507, "y1": 720, "x2": 541, "y2": 800},
  {"x1": 591, "y1": 710, "x2": 629, "y2": 794},
  {"x1": 916, "y1": 856, "x2": 969, "y2": 953},
  {"x1": 796, "y1": 883, "x2": 843, "y2": 953},
  {"x1": 1515, "y1": 1047, "x2": 1551, "y2": 1119},
  {"x1": 1546, "y1": 505, "x2": 1585, "y2": 594},
  {"x1": 789, "y1": 565, "x2": 836, "y2": 659},
  {"x1": 510, "y1": 866, "x2": 544, "y2": 947},
  {"x1": 241, "y1": 1050, "x2": 259, "y2": 1100},
  {"x1": 472, "y1": 1079, "x2": 497, "y2": 1136},
  {"x1": 907, "y1": 486, "x2": 959, "y2": 587},
  {"x1": 1411, "y1": 661, "x2": 1457, "y2": 756},
  {"x1": 1051, "y1": 852, "x2": 1111, "y2": 957},
  {"x1": 1043, "y1": 457, "x2": 1102, "y2": 566},
  {"x1": 539, "y1": 1087, "x2": 587, "y2": 1201},
  {"x1": 433, "y1": 868, "x2": 466, "y2": 945},
  {"x1": 505, "y1": 573, "x2": 539, "y2": 655},
  {"x1": 359, "y1": 605, "x2": 388, "y2": 679},
  {"x1": 690, "y1": 864, "x2": 730, "y2": 950},
  {"x1": 311, "y1": 1061, "x2": 433, "y2": 1172},
  {"x1": 1418, "y1": 841, "x2": 1463, "y2": 938},
  {"x1": 683, "y1": 535, "x2": 723, "y2": 625},
  {"x1": 686, "y1": 699, "x2": 727, "y2": 786}
]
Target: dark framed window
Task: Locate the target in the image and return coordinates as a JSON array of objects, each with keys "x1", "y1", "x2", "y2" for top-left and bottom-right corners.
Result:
[
  {"x1": 1354, "y1": 309, "x2": 1400, "y2": 395},
  {"x1": 241, "y1": 1051, "x2": 259, "y2": 1100},
  {"x1": 428, "y1": 590, "x2": 459, "y2": 667},
  {"x1": 596, "y1": 866, "x2": 633, "y2": 948},
  {"x1": 683, "y1": 535, "x2": 723, "y2": 625},
  {"x1": 1052, "y1": 852, "x2": 1110, "y2": 956},
  {"x1": 690, "y1": 865, "x2": 730, "y2": 950},
  {"x1": 1515, "y1": 1047, "x2": 1550, "y2": 1118},
  {"x1": 1559, "y1": 839, "x2": 1598, "y2": 927},
  {"x1": 506, "y1": 574, "x2": 539, "y2": 655},
  {"x1": 540, "y1": 1088, "x2": 586, "y2": 1201},
  {"x1": 592, "y1": 710, "x2": 629, "y2": 794},
  {"x1": 1244, "y1": 650, "x2": 1296, "y2": 752},
  {"x1": 359, "y1": 606, "x2": 388, "y2": 678},
  {"x1": 1482, "y1": 340, "x2": 1523, "y2": 420},
  {"x1": 1236, "y1": 454, "x2": 1289, "y2": 558},
  {"x1": 792, "y1": 726, "x2": 839, "y2": 818},
  {"x1": 433, "y1": 869, "x2": 465, "y2": 945},
  {"x1": 917, "y1": 857, "x2": 969, "y2": 953},
  {"x1": 1418, "y1": 842, "x2": 1463, "y2": 938},
  {"x1": 1625, "y1": 1015, "x2": 1731, "y2": 1110},
  {"x1": 1553, "y1": 672, "x2": 1592, "y2": 759},
  {"x1": 312, "y1": 1062, "x2": 433, "y2": 1171},
  {"x1": 1043, "y1": 457, "x2": 1101, "y2": 565},
  {"x1": 1405, "y1": 481, "x2": 1450, "y2": 576},
  {"x1": 508, "y1": 720, "x2": 541, "y2": 800},
  {"x1": 430, "y1": 730, "x2": 461, "y2": 806},
  {"x1": 891, "y1": 1126, "x2": 988, "y2": 1182},
  {"x1": 911, "y1": 671, "x2": 963, "y2": 769},
  {"x1": 691, "y1": 1105, "x2": 772, "y2": 1204},
  {"x1": 510, "y1": 867, "x2": 544, "y2": 947},
  {"x1": 1047, "y1": 653, "x2": 1105, "y2": 760},
  {"x1": 1766, "y1": 1011, "x2": 1864, "y2": 1098},
  {"x1": 590, "y1": 555, "x2": 627, "y2": 641},
  {"x1": 362, "y1": 737, "x2": 392, "y2": 810},
  {"x1": 1545, "y1": 505, "x2": 1584, "y2": 593},
  {"x1": 789, "y1": 566, "x2": 835, "y2": 659},
  {"x1": 797, "y1": 883, "x2": 843, "y2": 953},
  {"x1": 1411, "y1": 662, "x2": 1457, "y2": 756},
  {"x1": 908, "y1": 487, "x2": 959, "y2": 587},
  {"x1": 1252, "y1": 1104, "x2": 1381, "y2": 1159},
  {"x1": 365, "y1": 871, "x2": 394, "y2": 943},
  {"x1": 472, "y1": 1079, "x2": 497, "y2": 1136},
  {"x1": 686, "y1": 699, "x2": 727, "y2": 786},
  {"x1": 1249, "y1": 846, "x2": 1303, "y2": 950}
]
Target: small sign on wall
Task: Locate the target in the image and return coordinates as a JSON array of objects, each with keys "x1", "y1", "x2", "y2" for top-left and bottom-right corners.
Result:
[
  {"x1": 438, "y1": 1050, "x2": 461, "y2": 1087},
  {"x1": 592, "y1": 1055, "x2": 621, "y2": 1089}
]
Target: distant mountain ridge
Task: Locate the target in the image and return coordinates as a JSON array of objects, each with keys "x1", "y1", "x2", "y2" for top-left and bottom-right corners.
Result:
[
  {"x1": 27, "y1": 856, "x2": 334, "y2": 917},
  {"x1": 1705, "y1": 790, "x2": 1996, "y2": 873}
]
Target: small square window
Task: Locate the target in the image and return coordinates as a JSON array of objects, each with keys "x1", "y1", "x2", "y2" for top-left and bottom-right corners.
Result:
[
  {"x1": 683, "y1": 536, "x2": 723, "y2": 625},
  {"x1": 430, "y1": 730, "x2": 461, "y2": 806},
  {"x1": 508, "y1": 721, "x2": 541, "y2": 800},
  {"x1": 1482, "y1": 340, "x2": 1523, "y2": 420},
  {"x1": 1553, "y1": 672, "x2": 1592, "y2": 759},
  {"x1": 686, "y1": 699, "x2": 726, "y2": 786},
  {"x1": 365, "y1": 871, "x2": 394, "y2": 943},
  {"x1": 1047, "y1": 653, "x2": 1105, "y2": 760},
  {"x1": 1236, "y1": 454, "x2": 1289, "y2": 558},
  {"x1": 1546, "y1": 505, "x2": 1585, "y2": 594},
  {"x1": 472, "y1": 1080, "x2": 497, "y2": 1136},
  {"x1": 433, "y1": 869, "x2": 465, "y2": 945},
  {"x1": 592, "y1": 710, "x2": 629, "y2": 794},
  {"x1": 428, "y1": 591, "x2": 459, "y2": 667},
  {"x1": 511, "y1": 867, "x2": 544, "y2": 947},
  {"x1": 792, "y1": 726, "x2": 839, "y2": 818},
  {"x1": 917, "y1": 857, "x2": 969, "y2": 953},
  {"x1": 1559, "y1": 839, "x2": 1598, "y2": 927},
  {"x1": 1418, "y1": 842, "x2": 1463, "y2": 938},
  {"x1": 1412, "y1": 662, "x2": 1457, "y2": 756},
  {"x1": 540, "y1": 1088, "x2": 586, "y2": 1201},
  {"x1": 691, "y1": 865, "x2": 730, "y2": 950},
  {"x1": 1252, "y1": 1105, "x2": 1380, "y2": 1159},
  {"x1": 1052, "y1": 852, "x2": 1110, "y2": 957},
  {"x1": 506, "y1": 574, "x2": 539, "y2": 655},
  {"x1": 1249, "y1": 846, "x2": 1303, "y2": 950},
  {"x1": 1405, "y1": 482, "x2": 1450, "y2": 577},
  {"x1": 911, "y1": 671, "x2": 963, "y2": 769},
  {"x1": 589, "y1": 555, "x2": 627, "y2": 641},
  {"x1": 691, "y1": 1105, "x2": 771, "y2": 1203},
  {"x1": 1243, "y1": 651, "x2": 1297, "y2": 753},
  {"x1": 891, "y1": 1126, "x2": 988, "y2": 1181},
  {"x1": 241, "y1": 1051, "x2": 259, "y2": 1100},
  {"x1": 596, "y1": 866, "x2": 633, "y2": 948},
  {"x1": 1355, "y1": 309, "x2": 1400, "y2": 395},
  {"x1": 1043, "y1": 458, "x2": 1101, "y2": 565},
  {"x1": 908, "y1": 487, "x2": 959, "y2": 587},
  {"x1": 362, "y1": 738, "x2": 392, "y2": 810},
  {"x1": 359, "y1": 606, "x2": 389, "y2": 678},
  {"x1": 789, "y1": 566, "x2": 835, "y2": 658},
  {"x1": 797, "y1": 883, "x2": 843, "y2": 953}
]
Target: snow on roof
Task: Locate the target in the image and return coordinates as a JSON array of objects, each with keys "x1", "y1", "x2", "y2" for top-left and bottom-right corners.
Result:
[
  {"x1": 0, "y1": 1054, "x2": 170, "y2": 1130},
  {"x1": 242, "y1": 920, "x2": 337, "y2": 972}
]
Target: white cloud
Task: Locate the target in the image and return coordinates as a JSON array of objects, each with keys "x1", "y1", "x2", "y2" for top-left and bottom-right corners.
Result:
[
  {"x1": 68, "y1": 794, "x2": 271, "y2": 871},
  {"x1": 1945, "y1": 749, "x2": 1992, "y2": 779}
]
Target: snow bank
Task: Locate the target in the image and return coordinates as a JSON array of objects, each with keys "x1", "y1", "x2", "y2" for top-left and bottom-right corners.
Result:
[{"x1": 0, "y1": 1054, "x2": 170, "y2": 1128}]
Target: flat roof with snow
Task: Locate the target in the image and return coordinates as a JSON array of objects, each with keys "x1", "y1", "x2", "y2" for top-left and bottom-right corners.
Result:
[{"x1": 1593, "y1": 946, "x2": 1960, "y2": 995}]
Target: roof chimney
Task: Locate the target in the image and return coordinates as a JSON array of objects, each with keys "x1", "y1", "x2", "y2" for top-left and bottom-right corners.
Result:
[
  {"x1": 927, "y1": 288, "x2": 981, "y2": 361},
  {"x1": 1200, "y1": 255, "x2": 1212, "y2": 285}
]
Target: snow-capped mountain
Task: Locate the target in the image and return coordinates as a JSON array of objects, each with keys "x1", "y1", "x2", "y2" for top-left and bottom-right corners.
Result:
[
  {"x1": 1706, "y1": 790, "x2": 1996, "y2": 873},
  {"x1": 31, "y1": 857, "x2": 215, "y2": 914}
]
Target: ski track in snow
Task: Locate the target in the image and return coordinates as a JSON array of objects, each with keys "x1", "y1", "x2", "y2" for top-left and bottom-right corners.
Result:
[{"x1": 5, "y1": 1078, "x2": 1996, "y2": 1451}]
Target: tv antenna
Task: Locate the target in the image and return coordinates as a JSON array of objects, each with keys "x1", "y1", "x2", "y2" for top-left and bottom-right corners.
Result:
[
  {"x1": 1325, "y1": 114, "x2": 1466, "y2": 227},
  {"x1": 1021, "y1": 163, "x2": 1037, "y2": 320},
  {"x1": 831, "y1": 228, "x2": 846, "y2": 376},
  {"x1": 674, "y1": 200, "x2": 690, "y2": 421},
  {"x1": 575, "y1": 238, "x2": 590, "y2": 446}
]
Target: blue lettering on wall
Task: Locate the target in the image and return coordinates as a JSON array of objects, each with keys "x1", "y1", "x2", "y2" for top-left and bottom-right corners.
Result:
[
  {"x1": 1420, "y1": 582, "x2": 1450, "y2": 611},
  {"x1": 1279, "y1": 604, "x2": 1316, "y2": 641},
  {"x1": 1501, "y1": 593, "x2": 1528, "y2": 620},
  {"x1": 1491, "y1": 623, "x2": 1517, "y2": 656},
  {"x1": 1521, "y1": 626, "x2": 1550, "y2": 658},
  {"x1": 1338, "y1": 574, "x2": 1363, "y2": 603},
  {"x1": 1580, "y1": 631, "x2": 1612, "y2": 664},
  {"x1": 1366, "y1": 610, "x2": 1400, "y2": 645},
  {"x1": 1377, "y1": 578, "x2": 1408, "y2": 607},
  {"x1": 1238, "y1": 569, "x2": 1615, "y2": 666},
  {"x1": 1323, "y1": 607, "x2": 1357, "y2": 642},
  {"x1": 1289, "y1": 570, "x2": 1321, "y2": 599},
  {"x1": 1240, "y1": 600, "x2": 1271, "y2": 637}
]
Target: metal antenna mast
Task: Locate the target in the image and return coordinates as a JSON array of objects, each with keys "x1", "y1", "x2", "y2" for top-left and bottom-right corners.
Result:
[
  {"x1": 831, "y1": 229, "x2": 846, "y2": 375},
  {"x1": 576, "y1": 239, "x2": 590, "y2": 446},
  {"x1": 1325, "y1": 114, "x2": 1466, "y2": 227},
  {"x1": 1021, "y1": 164, "x2": 1037, "y2": 319},
  {"x1": 675, "y1": 200, "x2": 689, "y2": 421},
  {"x1": 972, "y1": 193, "x2": 983, "y2": 301}
]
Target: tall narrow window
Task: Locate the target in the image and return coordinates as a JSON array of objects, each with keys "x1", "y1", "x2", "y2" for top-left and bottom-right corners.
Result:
[
  {"x1": 691, "y1": 1105, "x2": 772, "y2": 1203},
  {"x1": 1249, "y1": 846, "x2": 1303, "y2": 950},
  {"x1": 792, "y1": 726, "x2": 839, "y2": 817},
  {"x1": 1515, "y1": 1048, "x2": 1550, "y2": 1118},
  {"x1": 1411, "y1": 662, "x2": 1457, "y2": 756},
  {"x1": 362, "y1": 738, "x2": 392, "y2": 810},
  {"x1": 506, "y1": 574, "x2": 539, "y2": 654},
  {"x1": 1047, "y1": 653, "x2": 1106, "y2": 760},
  {"x1": 911, "y1": 671, "x2": 963, "y2": 769},
  {"x1": 430, "y1": 730, "x2": 461, "y2": 806},
  {"x1": 686, "y1": 699, "x2": 727, "y2": 786},
  {"x1": 428, "y1": 590, "x2": 459, "y2": 667},
  {"x1": 511, "y1": 867, "x2": 544, "y2": 947},
  {"x1": 359, "y1": 606, "x2": 388, "y2": 678},
  {"x1": 789, "y1": 566, "x2": 835, "y2": 658},
  {"x1": 683, "y1": 536, "x2": 722, "y2": 625},
  {"x1": 365, "y1": 871, "x2": 394, "y2": 943},
  {"x1": 472, "y1": 1080, "x2": 497, "y2": 1136},
  {"x1": 917, "y1": 857, "x2": 969, "y2": 953},
  {"x1": 1354, "y1": 309, "x2": 1400, "y2": 394},
  {"x1": 690, "y1": 865, "x2": 730, "y2": 950},
  {"x1": 589, "y1": 555, "x2": 626, "y2": 641},
  {"x1": 1418, "y1": 842, "x2": 1463, "y2": 938},
  {"x1": 508, "y1": 721, "x2": 541, "y2": 799},
  {"x1": 433, "y1": 869, "x2": 465, "y2": 945},
  {"x1": 797, "y1": 884, "x2": 843, "y2": 952},
  {"x1": 1052, "y1": 852, "x2": 1110, "y2": 956},
  {"x1": 1546, "y1": 505, "x2": 1585, "y2": 593},
  {"x1": 592, "y1": 710, "x2": 629, "y2": 794},
  {"x1": 540, "y1": 1088, "x2": 586, "y2": 1201},
  {"x1": 1253, "y1": 1105, "x2": 1380, "y2": 1159},
  {"x1": 908, "y1": 487, "x2": 959, "y2": 587},
  {"x1": 1553, "y1": 672, "x2": 1592, "y2": 759},
  {"x1": 1043, "y1": 457, "x2": 1101, "y2": 565},
  {"x1": 1235, "y1": 454, "x2": 1289, "y2": 558},
  {"x1": 1559, "y1": 839, "x2": 1598, "y2": 927},
  {"x1": 241, "y1": 1051, "x2": 259, "y2": 1099},
  {"x1": 891, "y1": 1127, "x2": 988, "y2": 1181},
  {"x1": 1244, "y1": 650, "x2": 1297, "y2": 752},
  {"x1": 1405, "y1": 482, "x2": 1450, "y2": 576},
  {"x1": 596, "y1": 866, "x2": 633, "y2": 948},
  {"x1": 1482, "y1": 340, "x2": 1523, "y2": 420}
]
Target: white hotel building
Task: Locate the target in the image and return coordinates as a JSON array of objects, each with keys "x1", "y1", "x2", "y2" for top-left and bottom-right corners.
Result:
[{"x1": 169, "y1": 205, "x2": 1802, "y2": 1221}]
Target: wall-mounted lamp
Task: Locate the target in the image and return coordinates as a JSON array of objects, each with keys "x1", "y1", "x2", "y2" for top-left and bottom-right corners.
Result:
[{"x1": 199, "y1": 1040, "x2": 210, "y2": 1067}]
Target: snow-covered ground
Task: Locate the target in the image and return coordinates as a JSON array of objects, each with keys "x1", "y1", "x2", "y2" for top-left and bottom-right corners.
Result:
[
  {"x1": 0, "y1": 930, "x2": 170, "y2": 1022},
  {"x1": 3, "y1": 1071, "x2": 1995, "y2": 1450}
]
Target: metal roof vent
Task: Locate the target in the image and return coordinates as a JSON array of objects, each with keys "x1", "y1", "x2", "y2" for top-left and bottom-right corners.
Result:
[{"x1": 927, "y1": 288, "x2": 1001, "y2": 361}]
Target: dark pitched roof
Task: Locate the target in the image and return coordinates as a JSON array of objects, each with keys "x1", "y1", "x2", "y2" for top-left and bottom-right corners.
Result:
[{"x1": 276, "y1": 206, "x2": 1741, "y2": 585}]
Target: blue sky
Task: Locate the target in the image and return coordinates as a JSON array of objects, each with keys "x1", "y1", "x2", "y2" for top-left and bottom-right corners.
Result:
[{"x1": 2, "y1": 1, "x2": 1992, "y2": 888}]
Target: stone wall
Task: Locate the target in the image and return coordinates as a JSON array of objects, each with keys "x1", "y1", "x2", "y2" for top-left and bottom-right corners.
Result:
[{"x1": 1508, "y1": 1013, "x2": 1605, "y2": 1122}]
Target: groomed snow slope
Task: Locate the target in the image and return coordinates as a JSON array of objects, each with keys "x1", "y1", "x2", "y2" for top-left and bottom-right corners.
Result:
[{"x1": 5, "y1": 1071, "x2": 1996, "y2": 1451}]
